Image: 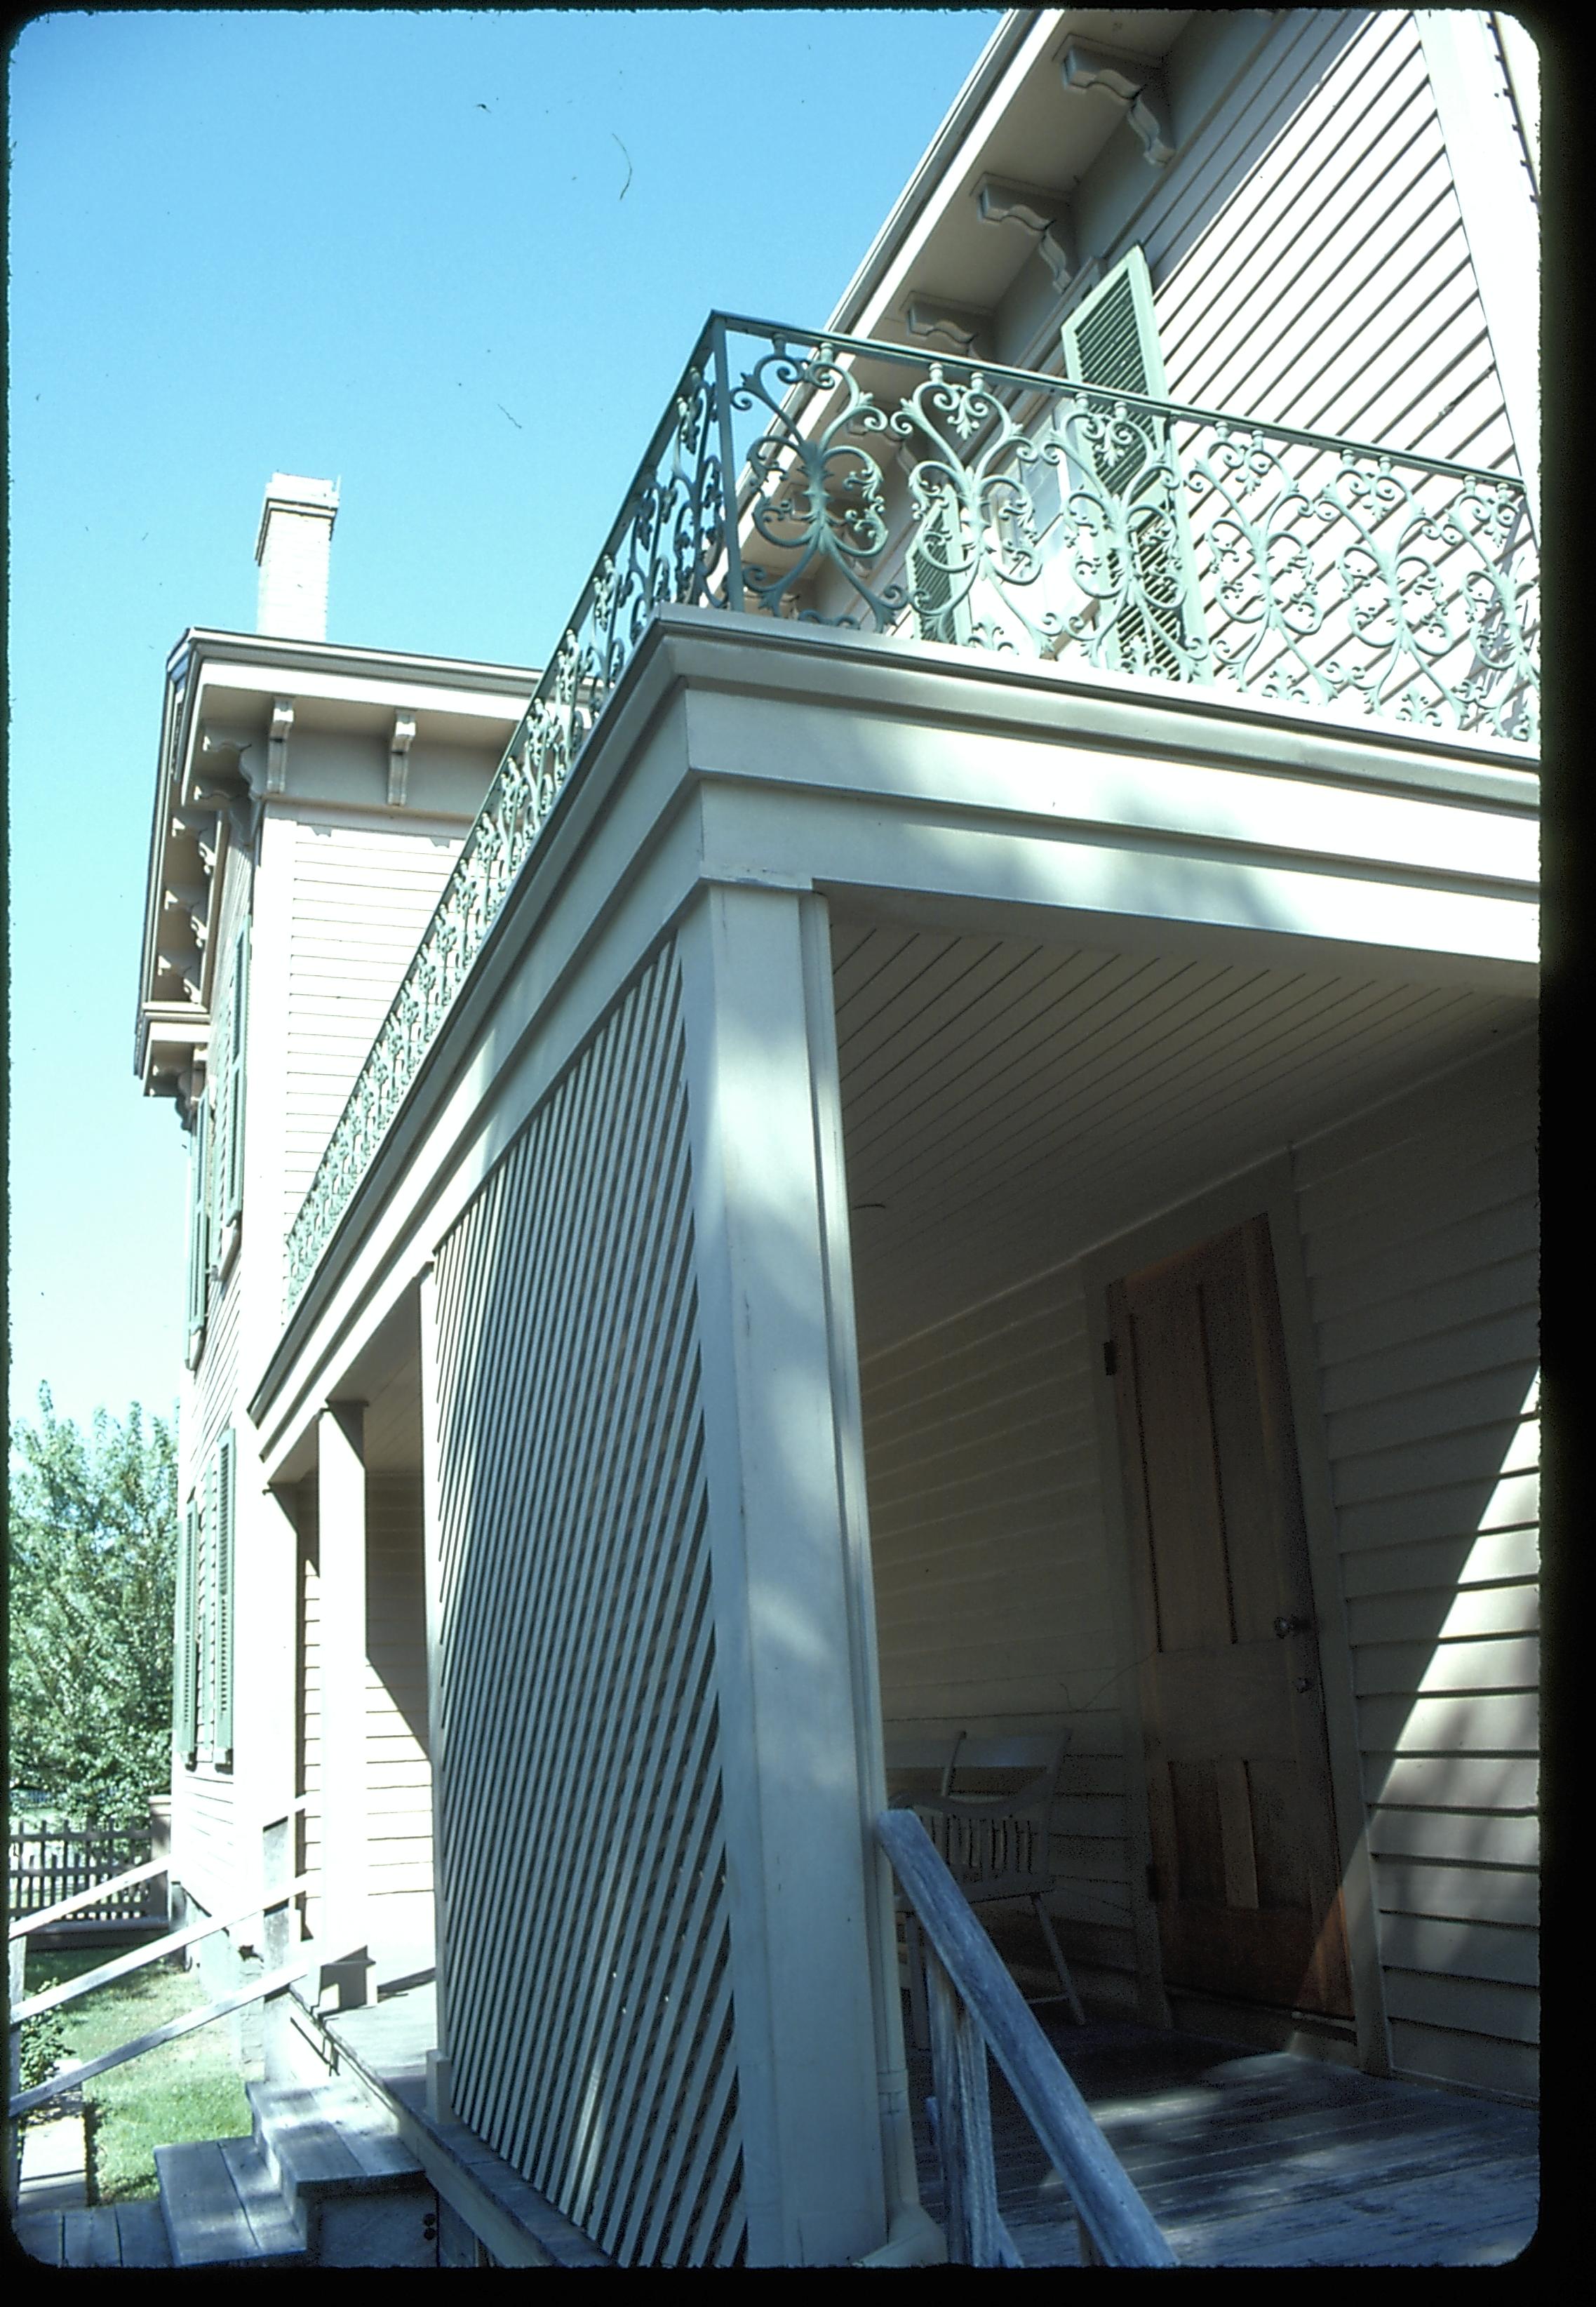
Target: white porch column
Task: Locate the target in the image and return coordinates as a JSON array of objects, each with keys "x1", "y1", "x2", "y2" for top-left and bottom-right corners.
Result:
[
  {"x1": 677, "y1": 881, "x2": 917, "y2": 2266},
  {"x1": 416, "y1": 1264, "x2": 453, "y2": 2120},
  {"x1": 318, "y1": 1399, "x2": 370, "y2": 2008}
]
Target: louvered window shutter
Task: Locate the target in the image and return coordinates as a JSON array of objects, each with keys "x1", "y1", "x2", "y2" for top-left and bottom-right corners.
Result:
[
  {"x1": 214, "y1": 1432, "x2": 236, "y2": 1765},
  {"x1": 198, "y1": 1464, "x2": 215, "y2": 1758},
  {"x1": 908, "y1": 490, "x2": 972, "y2": 647},
  {"x1": 223, "y1": 925, "x2": 250, "y2": 1225},
  {"x1": 175, "y1": 1497, "x2": 199, "y2": 1765},
  {"x1": 1060, "y1": 249, "x2": 1204, "y2": 680},
  {"x1": 1061, "y1": 247, "x2": 1169, "y2": 401},
  {"x1": 185, "y1": 1097, "x2": 210, "y2": 1363}
]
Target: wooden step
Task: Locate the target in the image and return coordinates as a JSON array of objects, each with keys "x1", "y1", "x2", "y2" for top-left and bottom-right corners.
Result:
[
  {"x1": 247, "y1": 2079, "x2": 437, "y2": 2265},
  {"x1": 15, "y1": 2200, "x2": 176, "y2": 2268},
  {"x1": 154, "y1": 2136, "x2": 309, "y2": 2266},
  {"x1": 250, "y1": 2078, "x2": 422, "y2": 2205}
]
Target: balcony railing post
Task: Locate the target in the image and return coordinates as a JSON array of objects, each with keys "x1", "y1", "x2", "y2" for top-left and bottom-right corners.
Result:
[
  {"x1": 925, "y1": 1944, "x2": 1016, "y2": 2266},
  {"x1": 710, "y1": 312, "x2": 745, "y2": 613}
]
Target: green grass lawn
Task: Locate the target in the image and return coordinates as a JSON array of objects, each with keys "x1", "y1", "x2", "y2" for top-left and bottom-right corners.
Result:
[{"x1": 21, "y1": 1941, "x2": 255, "y2": 2202}]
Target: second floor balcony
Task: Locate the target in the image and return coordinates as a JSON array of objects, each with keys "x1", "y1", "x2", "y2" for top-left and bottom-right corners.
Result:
[{"x1": 282, "y1": 309, "x2": 1539, "y2": 1310}]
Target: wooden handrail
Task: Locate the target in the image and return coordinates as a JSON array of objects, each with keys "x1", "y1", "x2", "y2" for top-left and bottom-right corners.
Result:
[
  {"x1": 9, "y1": 1960, "x2": 311, "y2": 2119},
  {"x1": 8, "y1": 1856, "x2": 168, "y2": 1940},
  {"x1": 12, "y1": 1874, "x2": 312, "y2": 2024},
  {"x1": 877, "y1": 1807, "x2": 1176, "y2": 2268}
]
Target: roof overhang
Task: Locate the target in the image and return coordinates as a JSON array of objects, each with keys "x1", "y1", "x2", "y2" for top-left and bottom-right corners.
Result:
[
  {"x1": 826, "y1": 8, "x2": 1194, "y2": 354},
  {"x1": 134, "y1": 627, "x2": 539, "y2": 1104}
]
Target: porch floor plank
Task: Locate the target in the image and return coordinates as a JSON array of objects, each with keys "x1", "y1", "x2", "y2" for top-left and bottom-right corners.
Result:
[
  {"x1": 297, "y1": 1981, "x2": 1536, "y2": 2266},
  {"x1": 908, "y1": 2019, "x2": 1537, "y2": 2266}
]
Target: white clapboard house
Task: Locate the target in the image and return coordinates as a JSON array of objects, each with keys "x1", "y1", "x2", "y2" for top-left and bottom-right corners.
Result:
[{"x1": 134, "y1": 8, "x2": 1539, "y2": 2269}]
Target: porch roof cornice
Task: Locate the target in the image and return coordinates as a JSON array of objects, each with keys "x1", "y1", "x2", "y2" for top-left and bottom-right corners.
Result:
[
  {"x1": 250, "y1": 605, "x2": 1537, "y2": 1477},
  {"x1": 134, "y1": 625, "x2": 539, "y2": 1104}
]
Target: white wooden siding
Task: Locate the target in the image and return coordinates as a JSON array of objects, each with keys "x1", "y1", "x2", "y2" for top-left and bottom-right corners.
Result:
[
  {"x1": 1292, "y1": 1033, "x2": 1538, "y2": 2097},
  {"x1": 1147, "y1": 9, "x2": 1517, "y2": 476},
  {"x1": 432, "y1": 941, "x2": 744, "y2": 2267},
  {"x1": 365, "y1": 1476, "x2": 434, "y2": 1943},
  {"x1": 861, "y1": 1264, "x2": 1136, "y2": 1998},
  {"x1": 293, "y1": 1474, "x2": 431, "y2": 1949},
  {"x1": 279, "y1": 815, "x2": 464, "y2": 1258}
]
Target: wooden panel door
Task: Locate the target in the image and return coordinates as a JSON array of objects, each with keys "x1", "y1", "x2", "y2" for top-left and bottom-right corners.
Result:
[{"x1": 1108, "y1": 1217, "x2": 1353, "y2": 2017}]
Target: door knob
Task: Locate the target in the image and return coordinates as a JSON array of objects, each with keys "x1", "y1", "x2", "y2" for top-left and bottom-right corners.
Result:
[{"x1": 1273, "y1": 1614, "x2": 1312, "y2": 1638}]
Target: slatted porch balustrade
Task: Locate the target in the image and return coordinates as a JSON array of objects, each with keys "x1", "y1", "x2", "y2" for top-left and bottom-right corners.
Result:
[{"x1": 279, "y1": 312, "x2": 1538, "y2": 1313}]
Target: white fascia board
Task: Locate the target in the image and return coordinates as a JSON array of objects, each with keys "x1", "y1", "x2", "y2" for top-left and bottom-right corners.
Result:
[
  {"x1": 680, "y1": 690, "x2": 1540, "y2": 893},
  {"x1": 643, "y1": 608, "x2": 1541, "y2": 808},
  {"x1": 187, "y1": 650, "x2": 535, "y2": 730},
  {"x1": 695, "y1": 781, "x2": 1539, "y2": 979},
  {"x1": 178, "y1": 626, "x2": 539, "y2": 696}
]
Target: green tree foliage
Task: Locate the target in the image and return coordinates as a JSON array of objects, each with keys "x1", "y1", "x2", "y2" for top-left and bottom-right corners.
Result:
[{"x1": 9, "y1": 1386, "x2": 177, "y2": 1822}]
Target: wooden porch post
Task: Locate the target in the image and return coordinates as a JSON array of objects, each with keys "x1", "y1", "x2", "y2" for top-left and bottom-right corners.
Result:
[
  {"x1": 416, "y1": 1264, "x2": 453, "y2": 2122},
  {"x1": 317, "y1": 1399, "x2": 370, "y2": 2009},
  {"x1": 677, "y1": 881, "x2": 910, "y2": 2266}
]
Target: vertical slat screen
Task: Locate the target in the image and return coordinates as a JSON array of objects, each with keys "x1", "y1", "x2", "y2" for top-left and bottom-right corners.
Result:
[{"x1": 432, "y1": 939, "x2": 744, "y2": 2266}]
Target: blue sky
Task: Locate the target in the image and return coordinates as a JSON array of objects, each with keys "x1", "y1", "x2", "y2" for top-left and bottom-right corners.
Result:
[{"x1": 7, "y1": 6, "x2": 1002, "y2": 1435}]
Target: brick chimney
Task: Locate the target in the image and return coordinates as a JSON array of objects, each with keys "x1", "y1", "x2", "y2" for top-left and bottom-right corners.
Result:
[{"x1": 254, "y1": 474, "x2": 340, "y2": 641}]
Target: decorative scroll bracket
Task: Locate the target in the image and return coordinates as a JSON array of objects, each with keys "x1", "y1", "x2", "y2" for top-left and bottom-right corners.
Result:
[
  {"x1": 974, "y1": 175, "x2": 1080, "y2": 294},
  {"x1": 163, "y1": 882, "x2": 209, "y2": 952},
  {"x1": 904, "y1": 297, "x2": 994, "y2": 355},
  {"x1": 156, "y1": 944, "x2": 206, "y2": 1004},
  {"x1": 388, "y1": 710, "x2": 417, "y2": 808},
  {"x1": 267, "y1": 697, "x2": 295, "y2": 795},
  {"x1": 1059, "y1": 39, "x2": 1174, "y2": 168},
  {"x1": 198, "y1": 726, "x2": 251, "y2": 779}
]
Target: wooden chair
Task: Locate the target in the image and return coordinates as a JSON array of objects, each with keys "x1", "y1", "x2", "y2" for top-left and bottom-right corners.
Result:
[{"x1": 886, "y1": 1730, "x2": 1085, "y2": 2048}]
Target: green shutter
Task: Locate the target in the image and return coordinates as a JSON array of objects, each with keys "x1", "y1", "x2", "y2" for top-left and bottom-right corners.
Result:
[
  {"x1": 185, "y1": 1097, "x2": 210, "y2": 1361},
  {"x1": 175, "y1": 1496, "x2": 199, "y2": 1765},
  {"x1": 198, "y1": 1460, "x2": 215, "y2": 1759},
  {"x1": 214, "y1": 1432, "x2": 236, "y2": 1765},
  {"x1": 223, "y1": 925, "x2": 249, "y2": 1224},
  {"x1": 908, "y1": 489, "x2": 972, "y2": 646},
  {"x1": 1061, "y1": 248, "x2": 1170, "y2": 400},
  {"x1": 1060, "y1": 249, "x2": 1205, "y2": 681}
]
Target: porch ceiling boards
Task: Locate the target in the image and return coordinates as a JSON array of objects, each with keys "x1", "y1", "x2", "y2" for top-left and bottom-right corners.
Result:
[{"x1": 832, "y1": 918, "x2": 1531, "y2": 1351}]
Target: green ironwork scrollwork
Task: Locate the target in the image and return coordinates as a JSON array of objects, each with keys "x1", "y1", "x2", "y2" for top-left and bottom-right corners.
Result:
[{"x1": 282, "y1": 312, "x2": 1537, "y2": 1313}]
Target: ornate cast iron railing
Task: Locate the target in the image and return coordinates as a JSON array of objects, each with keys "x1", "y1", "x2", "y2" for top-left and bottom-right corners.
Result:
[{"x1": 282, "y1": 312, "x2": 1538, "y2": 1308}]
